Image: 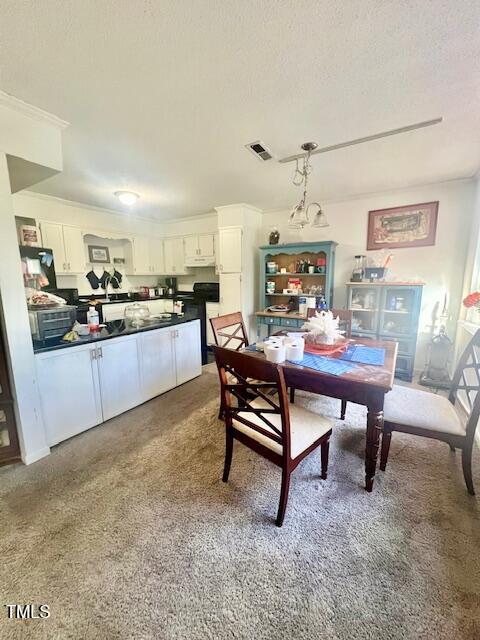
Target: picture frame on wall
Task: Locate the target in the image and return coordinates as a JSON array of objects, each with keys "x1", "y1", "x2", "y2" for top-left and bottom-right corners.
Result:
[
  {"x1": 88, "y1": 245, "x2": 110, "y2": 263},
  {"x1": 367, "y1": 201, "x2": 439, "y2": 250}
]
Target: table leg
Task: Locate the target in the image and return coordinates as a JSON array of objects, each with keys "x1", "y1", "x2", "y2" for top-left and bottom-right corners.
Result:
[{"x1": 365, "y1": 405, "x2": 384, "y2": 492}]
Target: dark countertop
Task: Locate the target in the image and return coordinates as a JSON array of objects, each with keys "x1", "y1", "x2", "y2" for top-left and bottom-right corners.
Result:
[
  {"x1": 33, "y1": 310, "x2": 201, "y2": 354},
  {"x1": 77, "y1": 292, "x2": 197, "y2": 305}
]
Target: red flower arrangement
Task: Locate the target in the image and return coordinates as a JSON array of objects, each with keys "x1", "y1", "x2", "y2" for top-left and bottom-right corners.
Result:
[{"x1": 463, "y1": 291, "x2": 480, "y2": 309}]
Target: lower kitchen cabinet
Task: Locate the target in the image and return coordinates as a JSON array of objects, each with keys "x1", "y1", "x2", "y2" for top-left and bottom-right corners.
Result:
[
  {"x1": 174, "y1": 321, "x2": 202, "y2": 385},
  {"x1": 98, "y1": 334, "x2": 142, "y2": 421},
  {"x1": 139, "y1": 326, "x2": 176, "y2": 401},
  {"x1": 35, "y1": 320, "x2": 202, "y2": 446},
  {"x1": 36, "y1": 343, "x2": 103, "y2": 446}
]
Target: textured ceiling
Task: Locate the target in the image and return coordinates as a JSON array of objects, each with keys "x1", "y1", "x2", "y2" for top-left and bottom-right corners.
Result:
[{"x1": 1, "y1": 0, "x2": 479, "y2": 220}]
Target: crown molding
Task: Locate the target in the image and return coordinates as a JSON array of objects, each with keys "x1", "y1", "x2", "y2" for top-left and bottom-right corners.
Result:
[{"x1": 0, "y1": 89, "x2": 69, "y2": 129}]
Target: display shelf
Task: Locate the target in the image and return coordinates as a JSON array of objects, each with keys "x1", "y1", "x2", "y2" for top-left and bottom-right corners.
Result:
[
  {"x1": 346, "y1": 283, "x2": 423, "y2": 382},
  {"x1": 257, "y1": 241, "x2": 337, "y2": 337}
]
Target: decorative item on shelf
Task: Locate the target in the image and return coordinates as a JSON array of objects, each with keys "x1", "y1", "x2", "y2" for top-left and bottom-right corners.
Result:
[
  {"x1": 367, "y1": 201, "x2": 439, "y2": 250},
  {"x1": 266, "y1": 261, "x2": 277, "y2": 274},
  {"x1": 286, "y1": 277, "x2": 302, "y2": 293},
  {"x1": 302, "y1": 310, "x2": 346, "y2": 348},
  {"x1": 266, "y1": 281, "x2": 275, "y2": 294},
  {"x1": 269, "y1": 227, "x2": 280, "y2": 245},
  {"x1": 287, "y1": 142, "x2": 329, "y2": 229},
  {"x1": 315, "y1": 256, "x2": 326, "y2": 273}
]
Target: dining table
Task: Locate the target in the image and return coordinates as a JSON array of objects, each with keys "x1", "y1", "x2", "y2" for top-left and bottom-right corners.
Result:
[{"x1": 243, "y1": 335, "x2": 398, "y2": 492}]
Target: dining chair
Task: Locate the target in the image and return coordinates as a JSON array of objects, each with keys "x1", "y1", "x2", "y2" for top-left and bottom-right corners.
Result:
[
  {"x1": 212, "y1": 345, "x2": 333, "y2": 526},
  {"x1": 210, "y1": 312, "x2": 249, "y2": 351},
  {"x1": 291, "y1": 308, "x2": 353, "y2": 420},
  {"x1": 380, "y1": 328, "x2": 480, "y2": 495}
]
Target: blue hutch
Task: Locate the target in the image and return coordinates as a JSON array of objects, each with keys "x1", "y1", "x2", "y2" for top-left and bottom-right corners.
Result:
[{"x1": 256, "y1": 241, "x2": 337, "y2": 337}]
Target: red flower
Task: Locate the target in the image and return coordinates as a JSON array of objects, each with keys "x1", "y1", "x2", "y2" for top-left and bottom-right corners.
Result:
[{"x1": 463, "y1": 291, "x2": 480, "y2": 308}]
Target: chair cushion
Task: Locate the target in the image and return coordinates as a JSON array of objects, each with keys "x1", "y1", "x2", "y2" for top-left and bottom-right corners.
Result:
[
  {"x1": 384, "y1": 385, "x2": 465, "y2": 436},
  {"x1": 232, "y1": 404, "x2": 333, "y2": 459}
]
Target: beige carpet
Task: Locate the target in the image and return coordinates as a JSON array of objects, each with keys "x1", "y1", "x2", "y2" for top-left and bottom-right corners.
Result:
[{"x1": 1, "y1": 365, "x2": 479, "y2": 640}]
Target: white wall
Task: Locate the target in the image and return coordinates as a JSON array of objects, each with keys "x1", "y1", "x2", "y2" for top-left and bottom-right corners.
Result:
[
  {"x1": 13, "y1": 192, "x2": 219, "y2": 293},
  {"x1": 262, "y1": 179, "x2": 475, "y2": 370}
]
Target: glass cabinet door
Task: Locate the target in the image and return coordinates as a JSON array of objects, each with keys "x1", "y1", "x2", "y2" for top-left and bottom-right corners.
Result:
[
  {"x1": 348, "y1": 286, "x2": 380, "y2": 334},
  {"x1": 379, "y1": 286, "x2": 418, "y2": 337}
]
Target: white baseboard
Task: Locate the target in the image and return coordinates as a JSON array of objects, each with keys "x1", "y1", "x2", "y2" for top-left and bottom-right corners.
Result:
[{"x1": 22, "y1": 446, "x2": 50, "y2": 465}]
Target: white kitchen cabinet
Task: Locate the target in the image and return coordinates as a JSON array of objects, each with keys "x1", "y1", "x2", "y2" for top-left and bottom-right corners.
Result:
[
  {"x1": 206, "y1": 302, "x2": 220, "y2": 345},
  {"x1": 40, "y1": 221, "x2": 67, "y2": 273},
  {"x1": 174, "y1": 320, "x2": 202, "y2": 385},
  {"x1": 129, "y1": 236, "x2": 165, "y2": 275},
  {"x1": 150, "y1": 238, "x2": 165, "y2": 274},
  {"x1": 219, "y1": 273, "x2": 242, "y2": 315},
  {"x1": 139, "y1": 326, "x2": 176, "y2": 401},
  {"x1": 36, "y1": 320, "x2": 202, "y2": 446},
  {"x1": 40, "y1": 221, "x2": 86, "y2": 274},
  {"x1": 97, "y1": 334, "x2": 142, "y2": 421},
  {"x1": 184, "y1": 234, "x2": 215, "y2": 267},
  {"x1": 217, "y1": 227, "x2": 242, "y2": 273},
  {"x1": 35, "y1": 344, "x2": 103, "y2": 446},
  {"x1": 63, "y1": 226, "x2": 86, "y2": 273},
  {"x1": 131, "y1": 236, "x2": 151, "y2": 275},
  {"x1": 164, "y1": 237, "x2": 189, "y2": 274}
]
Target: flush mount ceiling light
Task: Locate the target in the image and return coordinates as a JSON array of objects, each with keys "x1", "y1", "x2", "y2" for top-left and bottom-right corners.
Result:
[{"x1": 114, "y1": 190, "x2": 140, "y2": 206}]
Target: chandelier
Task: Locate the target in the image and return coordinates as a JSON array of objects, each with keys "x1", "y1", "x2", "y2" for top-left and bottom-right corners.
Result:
[{"x1": 288, "y1": 142, "x2": 329, "y2": 229}]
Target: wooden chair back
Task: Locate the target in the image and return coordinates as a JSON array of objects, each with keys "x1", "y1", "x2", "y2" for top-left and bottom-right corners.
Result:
[
  {"x1": 307, "y1": 308, "x2": 353, "y2": 338},
  {"x1": 449, "y1": 328, "x2": 480, "y2": 443},
  {"x1": 212, "y1": 345, "x2": 291, "y2": 458},
  {"x1": 210, "y1": 312, "x2": 249, "y2": 350}
]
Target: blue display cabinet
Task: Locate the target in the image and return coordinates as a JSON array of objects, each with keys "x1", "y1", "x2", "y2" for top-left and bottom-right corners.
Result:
[{"x1": 256, "y1": 241, "x2": 337, "y2": 337}]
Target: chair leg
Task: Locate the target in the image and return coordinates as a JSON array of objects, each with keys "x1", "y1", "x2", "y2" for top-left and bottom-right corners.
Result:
[
  {"x1": 340, "y1": 399, "x2": 347, "y2": 420},
  {"x1": 218, "y1": 400, "x2": 225, "y2": 421},
  {"x1": 290, "y1": 387, "x2": 295, "y2": 404},
  {"x1": 321, "y1": 438, "x2": 330, "y2": 479},
  {"x1": 380, "y1": 429, "x2": 392, "y2": 471},
  {"x1": 222, "y1": 429, "x2": 233, "y2": 483},
  {"x1": 449, "y1": 443, "x2": 456, "y2": 452},
  {"x1": 462, "y1": 445, "x2": 475, "y2": 495},
  {"x1": 276, "y1": 468, "x2": 291, "y2": 527}
]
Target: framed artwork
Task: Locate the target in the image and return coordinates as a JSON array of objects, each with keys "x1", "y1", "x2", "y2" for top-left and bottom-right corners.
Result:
[
  {"x1": 367, "y1": 201, "x2": 439, "y2": 250},
  {"x1": 88, "y1": 245, "x2": 110, "y2": 263}
]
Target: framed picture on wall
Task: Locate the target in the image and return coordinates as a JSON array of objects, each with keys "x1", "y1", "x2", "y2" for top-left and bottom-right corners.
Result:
[
  {"x1": 88, "y1": 245, "x2": 110, "y2": 263},
  {"x1": 367, "y1": 201, "x2": 439, "y2": 250}
]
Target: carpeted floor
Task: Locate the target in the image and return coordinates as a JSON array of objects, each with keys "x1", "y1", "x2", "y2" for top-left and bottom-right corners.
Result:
[{"x1": 1, "y1": 365, "x2": 479, "y2": 640}]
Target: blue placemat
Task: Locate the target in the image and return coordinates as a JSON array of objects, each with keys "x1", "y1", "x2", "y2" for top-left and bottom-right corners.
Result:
[
  {"x1": 288, "y1": 353, "x2": 354, "y2": 376},
  {"x1": 340, "y1": 344, "x2": 385, "y2": 366}
]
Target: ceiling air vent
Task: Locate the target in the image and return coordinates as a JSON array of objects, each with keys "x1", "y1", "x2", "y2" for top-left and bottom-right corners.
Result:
[{"x1": 246, "y1": 140, "x2": 273, "y2": 161}]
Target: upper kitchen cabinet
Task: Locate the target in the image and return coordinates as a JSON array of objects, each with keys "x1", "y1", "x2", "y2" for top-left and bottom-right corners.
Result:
[
  {"x1": 217, "y1": 227, "x2": 242, "y2": 273},
  {"x1": 39, "y1": 221, "x2": 86, "y2": 274},
  {"x1": 184, "y1": 233, "x2": 215, "y2": 267},
  {"x1": 163, "y1": 237, "x2": 190, "y2": 275},
  {"x1": 128, "y1": 236, "x2": 165, "y2": 275}
]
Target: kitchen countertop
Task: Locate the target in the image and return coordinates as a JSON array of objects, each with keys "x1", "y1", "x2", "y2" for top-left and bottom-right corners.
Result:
[{"x1": 33, "y1": 310, "x2": 201, "y2": 354}]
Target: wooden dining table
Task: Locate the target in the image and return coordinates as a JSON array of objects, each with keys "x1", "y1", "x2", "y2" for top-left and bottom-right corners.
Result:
[{"x1": 243, "y1": 336, "x2": 398, "y2": 492}]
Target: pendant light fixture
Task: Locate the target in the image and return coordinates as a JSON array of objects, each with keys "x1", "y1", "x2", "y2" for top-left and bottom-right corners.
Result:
[{"x1": 288, "y1": 142, "x2": 329, "y2": 229}]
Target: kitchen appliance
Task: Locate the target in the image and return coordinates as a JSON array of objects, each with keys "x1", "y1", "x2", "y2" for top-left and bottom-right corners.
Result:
[
  {"x1": 364, "y1": 267, "x2": 387, "y2": 281},
  {"x1": 351, "y1": 255, "x2": 366, "y2": 282},
  {"x1": 19, "y1": 246, "x2": 57, "y2": 290},
  {"x1": 165, "y1": 277, "x2": 177, "y2": 296},
  {"x1": 29, "y1": 306, "x2": 77, "y2": 342}
]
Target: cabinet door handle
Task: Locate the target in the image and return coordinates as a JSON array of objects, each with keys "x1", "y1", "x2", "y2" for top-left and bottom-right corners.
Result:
[
  {"x1": 63, "y1": 263, "x2": 66, "y2": 271},
  {"x1": 91, "y1": 349, "x2": 97, "y2": 361},
  {"x1": 97, "y1": 347, "x2": 103, "y2": 358}
]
